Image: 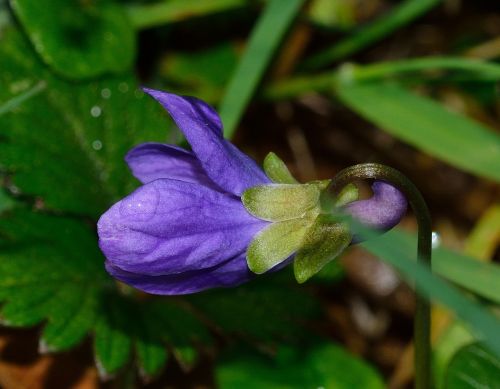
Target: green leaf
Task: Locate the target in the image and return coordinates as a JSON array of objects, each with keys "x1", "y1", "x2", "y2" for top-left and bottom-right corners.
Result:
[
  {"x1": 220, "y1": 0, "x2": 306, "y2": 138},
  {"x1": 294, "y1": 217, "x2": 351, "y2": 283},
  {"x1": 375, "y1": 228, "x2": 500, "y2": 306},
  {"x1": 0, "y1": 209, "x2": 107, "y2": 346},
  {"x1": 10, "y1": 0, "x2": 135, "y2": 79},
  {"x1": 0, "y1": 190, "x2": 15, "y2": 213},
  {"x1": 247, "y1": 218, "x2": 313, "y2": 274},
  {"x1": 336, "y1": 82, "x2": 500, "y2": 182},
  {"x1": 0, "y1": 28, "x2": 169, "y2": 217},
  {"x1": 0, "y1": 208, "x2": 212, "y2": 377},
  {"x1": 216, "y1": 344, "x2": 385, "y2": 388},
  {"x1": 434, "y1": 322, "x2": 475, "y2": 389},
  {"x1": 433, "y1": 244, "x2": 500, "y2": 305},
  {"x1": 242, "y1": 184, "x2": 321, "y2": 222},
  {"x1": 94, "y1": 294, "x2": 134, "y2": 378},
  {"x1": 190, "y1": 280, "x2": 321, "y2": 342},
  {"x1": 445, "y1": 343, "x2": 500, "y2": 389},
  {"x1": 141, "y1": 301, "x2": 211, "y2": 372},
  {"x1": 263, "y1": 152, "x2": 298, "y2": 184},
  {"x1": 40, "y1": 285, "x2": 99, "y2": 352}
]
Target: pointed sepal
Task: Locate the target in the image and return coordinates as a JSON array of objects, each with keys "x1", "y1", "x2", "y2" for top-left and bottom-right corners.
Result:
[
  {"x1": 334, "y1": 183, "x2": 359, "y2": 207},
  {"x1": 242, "y1": 184, "x2": 321, "y2": 222},
  {"x1": 247, "y1": 217, "x2": 314, "y2": 274},
  {"x1": 263, "y1": 152, "x2": 298, "y2": 184},
  {"x1": 294, "y1": 216, "x2": 351, "y2": 283}
]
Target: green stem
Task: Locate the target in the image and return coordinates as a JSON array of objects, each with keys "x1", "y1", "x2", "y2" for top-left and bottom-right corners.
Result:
[
  {"x1": 328, "y1": 163, "x2": 431, "y2": 389},
  {"x1": 263, "y1": 56, "x2": 500, "y2": 100}
]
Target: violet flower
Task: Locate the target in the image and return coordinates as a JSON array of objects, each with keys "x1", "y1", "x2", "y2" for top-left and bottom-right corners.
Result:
[{"x1": 97, "y1": 88, "x2": 407, "y2": 295}]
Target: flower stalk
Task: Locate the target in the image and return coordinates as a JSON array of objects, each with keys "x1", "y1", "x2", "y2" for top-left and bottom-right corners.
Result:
[{"x1": 328, "y1": 163, "x2": 431, "y2": 389}]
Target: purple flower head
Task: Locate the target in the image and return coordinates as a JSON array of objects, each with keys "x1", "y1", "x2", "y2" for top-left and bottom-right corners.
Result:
[
  {"x1": 98, "y1": 89, "x2": 270, "y2": 295},
  {"x1": 97, "y1": 89, "x2": 407, "y2": 295}
]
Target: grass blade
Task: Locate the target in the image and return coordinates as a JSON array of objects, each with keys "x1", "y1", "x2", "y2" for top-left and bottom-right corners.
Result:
[
  {"x1": 126, "y1": 0, "x2": 248, "y2": 30},
  {"x1": 265, "y1": 56, "x2": 500, "y2": 100},
  {"x1": 336, "y1": 82, "x2": 500, "y2": 182},
  {"x1": 219, "y1": 0, "x2": 306, "y2": 138},
  {"x1": 377, "y1": 228, "x2": 500, "y2": 305},
  {"x1": 360, "y1": 227, "x2": 500, "y2": 358},
  {"x1": 344, "y1": 56, "x2": 500, "y2": 82},
  {"x1": 302, "y1": 0, "x2": 441, "y2": 70}
]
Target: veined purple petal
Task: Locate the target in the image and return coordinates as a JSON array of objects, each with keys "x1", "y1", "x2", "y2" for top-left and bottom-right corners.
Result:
[
  {"x1": 105, "y1": 252, "x2": 253, "y2": 295},
  {"x1": 125, "y1": 142, "x2": 220, "y2": 190},
  {"x1": 97, "y1": 179, "x2": 268, "y2": 276},
  {"x1": 142, "y1": 88, "x2": 270, "y2": 196},
  {"x1": 345, "y1": 181, "x2": 407, "y2": 231}
]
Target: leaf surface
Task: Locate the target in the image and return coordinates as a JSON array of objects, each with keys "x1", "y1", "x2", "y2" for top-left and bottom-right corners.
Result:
[
  {"x1": 0, "y1": 29, "x2": 169, "y2": 217},
  {"x1": 10, "y1": 0, "x2": 135, "y2": 79}
]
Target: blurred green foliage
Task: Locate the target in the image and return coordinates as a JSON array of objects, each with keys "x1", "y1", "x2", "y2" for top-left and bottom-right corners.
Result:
[
  {"x1": 217, "y1": 344, "x2": 385, "y2": 388},
  {"x1": 0, "y1": 0, "x2": 499, "y2": 387}
]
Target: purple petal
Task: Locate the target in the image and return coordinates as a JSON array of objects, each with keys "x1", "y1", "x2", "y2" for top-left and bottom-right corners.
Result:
[
  {"x1": 97, "y1": 179, "x2": 268, "y2": 276},
  {"x1": 125, "y1": 142, "x2": 220, "y2": 190},
  {"x1": 142, "y1": 88, "x2": 269, "y2": 196},
  {"x1": 105, "y1": 252, "x2": 253, "y2": 295},
  {"x1": 345, "y1": 181, "x2": 407, "y2": 231}
]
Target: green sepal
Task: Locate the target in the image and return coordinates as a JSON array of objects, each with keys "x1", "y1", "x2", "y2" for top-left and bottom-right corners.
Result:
[
  {"x1": 309, "y1": 179, "x2": 331, "y2": 191},
  {"x1": 263, "y1": 152, "x2": 298, "y2": 184},
  {"x1": 294, "y1": 216, "x2": 351, "y2": 283},
  {"x1": 242, "y1": 184, "x2": 321, "y2": 222},
  {"x1": 247, "y1": 217, "x2": 315, "y2": 274},
  {"x1": 335, "y1": 183, "x2": 359, "y2": 207},
  {"x1": 320, "y1": 183, "x2": 359, "y2": 213}
]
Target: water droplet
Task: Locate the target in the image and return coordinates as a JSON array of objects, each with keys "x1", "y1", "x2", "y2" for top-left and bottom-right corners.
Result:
[
  {"x1": 101, "y1": 88, "x2": 111, "y2": 99},
  {"x1": 8, "y1": 185, "x2": 20, "y2": 195},
  {"x1": 90, "y1": 105, "x2": 102, "y2": 118},
  {"x1": 92, "y1": 140, "x2": 103, "y2": 150},
  {"x1": 134, "y1": 89, "x2": 144, "y2": 99},
  {"x1": 118, "y1": 82, "x2": 129, "y2": 93},
  {"x1": 431, "y1": 231, "x2": 441, "y2": 248}
]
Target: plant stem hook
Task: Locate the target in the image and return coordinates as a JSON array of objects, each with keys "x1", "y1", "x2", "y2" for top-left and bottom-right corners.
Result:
[{"x1": 328, "y1": 163, "x2": 432, "y2": 389}]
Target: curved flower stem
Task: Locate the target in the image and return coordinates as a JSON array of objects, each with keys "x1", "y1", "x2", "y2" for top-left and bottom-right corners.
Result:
[{"x1": 328, "y1": 163, "x2": 431, "y2": 389}]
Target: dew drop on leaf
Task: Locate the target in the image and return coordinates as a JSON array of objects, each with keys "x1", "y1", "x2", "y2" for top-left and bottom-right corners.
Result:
[
  {"x1": 90, "y1": 105, "x2": 102, "y2": 117},
  {"x1": 92, "y1": 140, "x2": 103, "y2": 151},
  {"x1": 134, "y1": 89, "x2": 144, "y2": 99},
  {"x1": 101, "y1": 88, "x2": 111, "y2": 99},
  {"x1": 118, "y1": 82, "x2": 129, "y2": 93}
]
